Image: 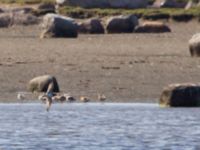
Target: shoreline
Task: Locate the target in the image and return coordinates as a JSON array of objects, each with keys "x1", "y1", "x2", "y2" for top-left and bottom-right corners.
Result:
[{"x1": 0, "y1": 21, "x2": 199, "y2": 103}]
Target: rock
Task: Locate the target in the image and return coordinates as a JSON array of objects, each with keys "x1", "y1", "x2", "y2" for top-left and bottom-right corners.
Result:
[
  {"x1": 38, "y1": 3, "x2": 55, "y2": 11},
  {"x1": 0, "y1": 13, "x2": 12, "y2": 27},
  {"x1": 0, "y1": 11, "x2": 39, "y2": 27},
  {"x1": 171, "y1": 13, "x2": 194, "y2": 22},
  {"x1": 40, "y1": 13, "x2": 78, "y2": 38},
  {"x1": 0, "y1": 8, "x2": 4, "y2": 13},
  {"x1": 134, "y1": 21, "x2": 171, "y2": 33},
  {"x1": 159, "y1": 83, "x2": 200, "y2": 107},
  {"x1": 143, "y1": 13, "x2": 170, "y2": 20},
  {"x1": 78, "y1": 18, "x2": 104, "y2": 34},
  {"x1": 11, "y1": 12, "x2": 39, "y2": 26},
  {"x1": 56, "y1": 0, "x2": 148, "y2": 8},
  {"x1": 189, "y1": 33, "x2": 200, "y2": 57},
  {"x1": 28, "y1": 75, "x2": 60, "y2": 93},
  {"x1": 106, "y1": 15, "x2": 138, "y2": 33},
  {"x1": 153, "y1": 0, "x2": 187, "y2": 8},
  {"x1": 34, "y1": 3, "x2": 56, "y2": 16}
]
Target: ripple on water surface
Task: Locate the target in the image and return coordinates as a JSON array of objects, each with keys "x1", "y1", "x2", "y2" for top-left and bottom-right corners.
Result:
[{"x1": 0, "y1": 103, "x2": 200, "y2": 150}]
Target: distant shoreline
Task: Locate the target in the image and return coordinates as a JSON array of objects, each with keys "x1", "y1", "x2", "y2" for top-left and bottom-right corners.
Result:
[{"x1": 0, "y1": 2, "x2": 200, "y2": 22}]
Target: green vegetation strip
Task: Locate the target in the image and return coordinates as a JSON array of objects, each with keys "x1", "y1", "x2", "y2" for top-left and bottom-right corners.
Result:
[{"x1": 59, "y1": 6, "x2": 200, "y2": 20}]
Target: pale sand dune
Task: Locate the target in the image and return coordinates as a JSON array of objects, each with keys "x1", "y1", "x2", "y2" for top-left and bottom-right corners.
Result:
[{"x1": 0, "y1": 21, "x2": 200, "y2": 102}]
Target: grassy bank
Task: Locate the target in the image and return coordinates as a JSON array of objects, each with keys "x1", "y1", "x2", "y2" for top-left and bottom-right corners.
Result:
[{"x1": 59, "y1": 6, "x2": 200, "y2": 21}]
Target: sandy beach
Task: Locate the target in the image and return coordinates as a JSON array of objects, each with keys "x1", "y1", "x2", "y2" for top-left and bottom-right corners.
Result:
[{"x1": 0, "y1": 21, "x2": 200, "y2": 102}]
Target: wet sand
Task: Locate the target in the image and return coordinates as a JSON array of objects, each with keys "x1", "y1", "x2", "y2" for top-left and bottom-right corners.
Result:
[{"x1": 0, "y1": 21, "x2": 200, "y2": 102}]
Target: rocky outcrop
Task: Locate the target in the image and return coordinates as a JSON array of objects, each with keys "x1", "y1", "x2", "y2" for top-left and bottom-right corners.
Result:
[
  {"x1": 56, "y1": 0, "x2": 148, "y2": 8},
  {"x1": 189, "y1": 33, "x2": 200, "y2": 57},
  {"x1": 78, "y1": 18, "x2": 105, "y2": 34},
  {"x1": 40, "y1": 13, "x2": 78, "y2": 38},
  {"x1": 106, "y1": 15, "x2": 138, "y2": 33},
  {"x1": 0, "y1": 9, "x2": 39, "y2": 28},
  {"x1": 28, "y1": 75, "x2": 60, "y2": 93},
  {"x1": 134, "y1": 21, "x2": 171, "y2": 33},
  {"x1": 11, "y1": 12, "x2": 39, "y2": 26},
  {"x1": 159, "y1": 83, "x2": 200, "y2": 107}
]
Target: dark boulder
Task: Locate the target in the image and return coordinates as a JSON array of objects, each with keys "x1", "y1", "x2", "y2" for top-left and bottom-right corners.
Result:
[
  {"x1": 0, "y1": 13, "x2": 12, "y2": 27},
  {"x1": 106, "y1": 15, "x2": 138, "y2": 33},
  {"x1": 159, "y1": 83, "x2": 200, "y2": 107},
  {"x1": 38, "y1": 3, "x2": 55, "y2": 10},
  {"x1": 143, "y1": 13, "x2": 170, "y2": 20},
  {"x1": 34, "y1": 3, "x2": 56, "y2": 16},
  {"x1": 78, "y1": 18, "x2": 105, "y2": 34}
]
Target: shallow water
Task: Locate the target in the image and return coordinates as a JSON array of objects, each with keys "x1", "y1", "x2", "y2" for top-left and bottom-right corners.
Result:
[{"x1": 0, "y1": 103, "x2": 200, "y2": 150}]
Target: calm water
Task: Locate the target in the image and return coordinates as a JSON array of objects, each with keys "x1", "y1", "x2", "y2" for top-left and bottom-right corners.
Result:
[{"x1": 0, "y1": 103, "x2": 200, "y2": 150}]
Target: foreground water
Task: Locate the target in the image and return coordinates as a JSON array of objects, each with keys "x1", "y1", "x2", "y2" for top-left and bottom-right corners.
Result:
[{"x1": 0, "y1": 103, "x2": 200, "y2": 150}]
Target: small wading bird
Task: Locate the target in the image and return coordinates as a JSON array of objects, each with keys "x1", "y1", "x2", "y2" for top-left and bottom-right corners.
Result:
[
  {"x1": 17, "y1": 92, "x2": 26, "y2": 100},
  {"x1": 52, "y1": 93, "x2": 76, "y2": 103},
  {"x1": 38, "y1": 94, "x2": 52, "y2": 112},
  {"x1": 98, "y1": 93, "x2": 106, "y2": 102},
  {"x1": 64, "y1": 94, "x2": 76, "y2": 103},
  {"x1": 38, "y1": 93, "x2": 76, "y2": 111},
  {"x1": 80, "y1": 96, "x2": 90, "y2": 103},
  {"x1": 52, "y1": 95, "x2": 66, "y2": 103}
]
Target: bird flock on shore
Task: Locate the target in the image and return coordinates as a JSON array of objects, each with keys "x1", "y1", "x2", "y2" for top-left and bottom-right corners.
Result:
[{"x1": 17, "y1": 92, "x2": 106, "y2": 111}]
